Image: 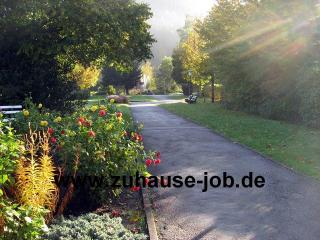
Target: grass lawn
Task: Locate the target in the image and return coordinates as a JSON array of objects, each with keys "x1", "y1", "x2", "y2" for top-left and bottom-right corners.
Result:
[
  {"x1": 117, "y1": 104, "x2": 131, "y2": 117},
  {"x1": 161, "y1": 102, "x2": 320, "y2": 179},
  {"x1": 86, "y1": 94, "x2": 106, "y2": 106},
  {"x1": 129, "y1": 95, "x2": 156, "y2": 102},
  {"x1": 87, "y1": 94, "x2": 156, "y2": 104}
]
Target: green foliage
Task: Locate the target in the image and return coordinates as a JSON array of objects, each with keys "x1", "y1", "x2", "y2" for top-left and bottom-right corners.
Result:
[
  {"x1": 172, "y1": 17, "x2": 210, "y2": 97},
  {"x1": 1, "y1": 202, "x2": 48, "y2": 240},
  {"x1": 57, "y1": 103, "x2": 149, "y2": 177},
  {"x1": 43, "y1": 213, "x2": 146, "y2": 240},
  {"x1": 172, "y1": 47, "x2": 191, "y2": 95},
  {"x1": 141, "y1": 61, "x2": 156, "y2": 91},
  {"x1": 155, "y1": 57, "x2": 180, "y2": 94},
  {"x1": 101, "y1": 65, "x2": 142, "y2": 95},
  {"x1": 181, "y1": 29, "x2": 210, "y2": 97},
  {"x1": 2, "y1": 99, "x2": 155, "y2": 239},
  {"x1": 198, "y1": 0, "x2": 320, "y2": 126},
  {"x1": 69, "y1": 64, "x2": 101, "y2": 90},
  {"x1": 0, "y1": 117, "x2": 48, "y2": 240},
  {"x1": 107, "y1": 85, "x2": 117, "y2": 95},
  {"x1": 0, "y1": 118, "x2": 20, "y2": 193},
  {"x1": 13, "y1": 99, "x2": 64, "y2": 135},
  {"x1": 13, "y1": 99, "x2": 152, "y2": 179},
  {"x1": 0, "y1": 0, "x2": 154, "y2": 111}
]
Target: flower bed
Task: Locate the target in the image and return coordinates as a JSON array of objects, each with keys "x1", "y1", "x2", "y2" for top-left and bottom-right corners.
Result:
[{"x1": 0, "y1": 98, "x2": 160, "y2": 239}]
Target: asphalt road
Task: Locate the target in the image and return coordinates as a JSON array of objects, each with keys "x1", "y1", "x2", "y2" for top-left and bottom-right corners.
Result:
[{"x1": 131, "y1": 96, "x2": 320, "y2": 240}]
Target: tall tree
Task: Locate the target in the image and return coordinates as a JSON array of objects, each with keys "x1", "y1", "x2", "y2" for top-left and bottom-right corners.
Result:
[
  {"x1": 198, "y1": 0, "x2": 320, "y2": 126},
  {"x1": 141, "y1": 61, "x2": 156, "y2": 91},
  {"x1": 0, "y1": 0, "x2": 154, "y2": 111},
  {"x1": 181, "y1": 29, "x2": 210, "y2": 101},
  {"x1": 172, "y1": 47, "x2": 192, "y2": 95},
  {"x1": 155, "y1": 57, "x2": 176, "y2": 94},
  {"x1": 172, "y1": 17, "x2": 196, "y2": 96}
]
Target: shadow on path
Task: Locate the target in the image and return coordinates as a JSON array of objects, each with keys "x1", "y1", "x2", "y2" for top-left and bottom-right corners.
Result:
[{"x1": 131, "y1": 96, "x2": 320, "y2": 240}]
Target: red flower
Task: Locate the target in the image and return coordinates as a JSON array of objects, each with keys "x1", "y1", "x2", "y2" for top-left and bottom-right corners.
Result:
[
  {"x1": 111, "y1": 209, "x2": 121, "y2": 217},
  {"x1": 116, "y1": 112, "x2": 123, "y2": 118},
  {"x1": 154, "y1": 158, "x2": 161, "y2": 165},
  {"x1": 156, "y1": 151, "x2": 161, "y2": 158},
  {"x1": 133, "y1": 133, "x2": 143, "y2": 142},
  {"x1": 50, "y1": 137, "x2": 57, "y2": 144},
  {"x1": 47, "y1": 128, "x2": 54, "y2": 135},
  {"x1": 130, "y1": 186, "x2": 140, "y2": 192},
  {"x1": 61, "y1": 130, "x2": 65, "y2": 135},
  {"x1": 137, "y1": 134, "x2": 143, "y2": 142},
  {"x1": 99, "y1": 110, "x2": 106, "y2": 117},
  {"x1": 78, "y1": 117, "x2": 85, "y2": 124},
  {"x1": 88, "y1": 130, "x2": 96, "y2": 137},
  {"x1": 145, "y1": 158, "x2": 153, "y2": 167},
  {"x1": 83, "y1": 121, "x2": 91, "y2": 127}
]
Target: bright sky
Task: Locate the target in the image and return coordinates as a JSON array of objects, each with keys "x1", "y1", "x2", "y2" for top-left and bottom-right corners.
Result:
[
  {"x1": 136, "y1": 0, "x2": 215, "y2": 66},
  {"x1": 144, "y1": 0, "x2": 214, "y2": 28}
]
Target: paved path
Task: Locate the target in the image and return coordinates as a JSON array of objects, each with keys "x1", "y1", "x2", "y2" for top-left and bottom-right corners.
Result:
[{"x1": 131, "y1": 96, "x2": 320, "y2": 240}]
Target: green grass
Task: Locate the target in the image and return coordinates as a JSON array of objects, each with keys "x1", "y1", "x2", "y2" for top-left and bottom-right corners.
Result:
[
  {"x1": 117, "y1": 104, "x2": 132, "y2": 118},
  {"x1": 161, "y1": 102, "x2": 320, "y2": 179},
  {"x1": 88, "y1": 94, "x2": 156, "y2": 104},
  {"x1": 129, "y1": 95, "x2": 156, "y2": 102},
  {"x1": 86, "y1": 94, "x2": 106, "y2": 106}
]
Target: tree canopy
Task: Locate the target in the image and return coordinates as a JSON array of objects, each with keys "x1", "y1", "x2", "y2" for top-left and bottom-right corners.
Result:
[
  {"x1": 172, "y1": 0, "x2": 320, "y2": 127},
  {"x1": 155, "y1": 57, "x2": 179, "y2": 94},
  {"x1": 101, "y1": 65, "x2": 142, "y2": 95},
  {"x1": 0, "y1": 0, "x2": 154, "y2": 111}
]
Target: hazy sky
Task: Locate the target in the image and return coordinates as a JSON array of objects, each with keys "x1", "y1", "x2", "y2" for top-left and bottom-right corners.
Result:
[{"x1": 137, "y1": 0, "x2": 215, "y2": 66}]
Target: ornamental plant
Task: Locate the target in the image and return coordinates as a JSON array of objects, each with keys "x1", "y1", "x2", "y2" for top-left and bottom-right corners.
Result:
[
  {"x1": 43, "y1": 213, "x2": 146, "y2": 240},
  {"x1": 56, "y1": 103, "x2": 152, "y2": 178},
  {"x1": 0, "y1": 117, "x2": 49, "y2": 240},
  {"x1": 13, "y1": 99, "x2": 160, "y2": 214},
  {"x1": 14, "y1": 98, "x2": 65, "y2": 137},
  {"x1": 15, "y1": 127, "x2": 58, "y2": 212}
]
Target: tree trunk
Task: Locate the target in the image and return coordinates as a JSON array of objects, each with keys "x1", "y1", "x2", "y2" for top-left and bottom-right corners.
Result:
[
  {"x1": 202, "y1": 85, "x2": 205, "y2": 103},
  {"x1": 211, "y1": 74, "x2": 215, "y2": 103}
]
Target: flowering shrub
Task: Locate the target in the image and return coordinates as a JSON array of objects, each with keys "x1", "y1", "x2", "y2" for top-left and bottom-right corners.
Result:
[
  {"x1": 54, "y1": 103, "x2": 152, "y2": 178},
  {"x1": 9, "y1": 99, "x2": 161, "y2": 238},
  {"x1": 14, "y1": 99, "x2": 63, "y2": 136},
  {"x1": 13, "y1": 100, "x2": 159, "y2": 197}
]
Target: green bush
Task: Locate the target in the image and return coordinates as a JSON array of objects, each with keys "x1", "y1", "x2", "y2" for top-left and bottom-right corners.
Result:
[
  {"x1": 13, "y1": 99, "x2": 153, "y2": 178},
  {"x1": 44, "y1": 213, "x2": 146, "y2": 240},
  {"x1": 0, "y1": 117, "x2": 21, "y2": 192},
  {"x1": 107, "y1": 85, "x2": 116, "y2": 95},
  {"x1": 56, "y1": 104, "x2": 150, "y2": 178}
]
